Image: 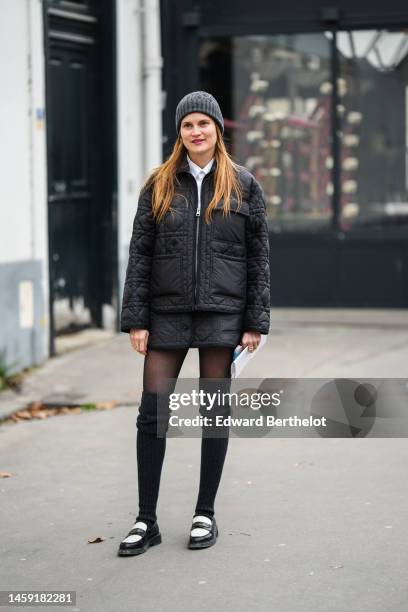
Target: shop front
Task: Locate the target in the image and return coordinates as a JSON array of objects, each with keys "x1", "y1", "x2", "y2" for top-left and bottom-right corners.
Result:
[{"x1": 161, "y1": 0, "x2": 408, "y2": 306}]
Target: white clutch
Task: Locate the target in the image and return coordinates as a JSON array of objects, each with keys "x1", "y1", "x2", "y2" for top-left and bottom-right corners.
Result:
[{"x1": 230, "y1": 334, "x2": 268, "y2": 378}]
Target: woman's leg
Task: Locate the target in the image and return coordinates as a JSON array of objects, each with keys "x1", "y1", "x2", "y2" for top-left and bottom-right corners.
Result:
[
  {"x1": 194, "y1": 346, "x2": 234, "y2": 519},
  {"x1": 136, "y1": 348, "x2": 188, "y2": 525}
]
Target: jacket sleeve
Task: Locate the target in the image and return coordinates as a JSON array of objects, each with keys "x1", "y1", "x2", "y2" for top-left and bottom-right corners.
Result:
[
  {"x1": 120, "y1": 188, "x2": 156, "y2": 333},
  {"x1": 243, "y1": 177, "x2": 271, "y2": 334}
]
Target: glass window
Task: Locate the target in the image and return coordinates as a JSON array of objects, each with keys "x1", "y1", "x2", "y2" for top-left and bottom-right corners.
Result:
[
  {"x1": 200, "y1": 29, "x2": 408, "y2": 233},
  {"x1": 200, "y1": 34, "x2": 332, "y2": 231},
  {"x1": 336, "y1": 29, "x2": 408, "y2": 230}
]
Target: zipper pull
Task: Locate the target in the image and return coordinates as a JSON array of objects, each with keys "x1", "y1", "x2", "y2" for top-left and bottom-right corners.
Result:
[{"x1": 196, "y1": 207, "x2": 201, "y2": 217}]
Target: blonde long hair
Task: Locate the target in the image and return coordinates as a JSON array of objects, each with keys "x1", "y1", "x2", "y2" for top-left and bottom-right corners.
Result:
[{"x1": 141, "y1": 124, "x2": 243, "y2": 224}]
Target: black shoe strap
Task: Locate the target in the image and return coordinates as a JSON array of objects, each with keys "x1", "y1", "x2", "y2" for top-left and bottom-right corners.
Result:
[
  {"x1": 127, "y1": 527, "x2": 147, "y2": 536},
  {"x1": 191, "y1": 521, "x2": 212, "y2": 530}
]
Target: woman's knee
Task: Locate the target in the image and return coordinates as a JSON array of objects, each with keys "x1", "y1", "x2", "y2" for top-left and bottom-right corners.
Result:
[{"x1": 136, "y1": 391, "x2": 171, "y2": 436}]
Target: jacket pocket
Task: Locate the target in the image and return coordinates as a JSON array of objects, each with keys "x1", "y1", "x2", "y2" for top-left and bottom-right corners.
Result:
[
  {"x1": 212, "y1": 199, "x2": 250, "y2": 243},
  {"x1": 210, "y1": 252, "x2": 246, "y2": 300},
  {"x1": 151, "y1": 254, "x2": 183, "y2": 297}
]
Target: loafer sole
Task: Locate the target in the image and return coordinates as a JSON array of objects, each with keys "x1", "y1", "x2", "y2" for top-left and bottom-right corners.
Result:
[{"x1": 117, "y1": 532, "x2": 162, "y2": 556}]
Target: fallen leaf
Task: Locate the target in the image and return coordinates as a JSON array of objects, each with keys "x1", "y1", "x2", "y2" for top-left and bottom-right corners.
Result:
[
  {"x1": 88, "y1": 536, "x2": 106, "y2": 544},
  {"x1": 96, "y1": 402, "x2": 117, "y2": 410},
  {"x1": 0, "y1": 472, "x2": 13, "y2": 478},
  {"x1": 30, "y1": 401, "x2": 44, "y2": 412},
  {"x1": 14, "y1": 410, "x2": 32, "y2": 420},
  {"x1": 1, "y1": 400, "x2": 111, "y2": 428}
]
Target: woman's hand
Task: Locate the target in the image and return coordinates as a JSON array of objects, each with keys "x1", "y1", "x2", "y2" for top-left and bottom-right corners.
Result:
[
  {"x1": 240, "y1": 331, "x2": 261, "y2": 353},
  {"x1": 129, "y1": 328, "x2": 149, "y2": 355}
]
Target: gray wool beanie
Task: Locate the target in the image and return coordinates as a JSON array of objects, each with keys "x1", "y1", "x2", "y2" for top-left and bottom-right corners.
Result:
[{"x1": 175, "y1": 91, "x2": 224, "y2": 134}]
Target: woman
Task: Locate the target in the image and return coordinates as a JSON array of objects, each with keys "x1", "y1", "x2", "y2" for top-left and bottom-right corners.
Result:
[{"x1": 118, "y1": 91, "x2": 270, "y2": 556}]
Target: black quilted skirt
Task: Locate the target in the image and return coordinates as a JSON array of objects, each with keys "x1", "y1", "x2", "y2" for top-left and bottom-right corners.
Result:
[{"x1": 147, "y1": 310, "x2": 245, "y2": 349}]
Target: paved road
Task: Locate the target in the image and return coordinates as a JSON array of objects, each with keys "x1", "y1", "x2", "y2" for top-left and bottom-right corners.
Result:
[{"x1": 1, "y1": 309, "x2": 407, "y2": 611}]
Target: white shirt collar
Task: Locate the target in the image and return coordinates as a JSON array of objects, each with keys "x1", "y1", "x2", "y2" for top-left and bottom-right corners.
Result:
[{"x1": 187, "y1": 155, "x2": 214, "y2": 180}]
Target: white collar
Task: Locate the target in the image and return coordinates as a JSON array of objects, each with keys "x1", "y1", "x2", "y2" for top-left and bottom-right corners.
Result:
[{"x1": 187, "y1": 155, "x2": 214, "y2": 179}]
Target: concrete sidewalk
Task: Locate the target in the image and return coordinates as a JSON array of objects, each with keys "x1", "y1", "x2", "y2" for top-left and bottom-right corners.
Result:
[
  {"x1": 1, "y1": 308, "x2": 408, "y2": 611},
  {"x1": 1, "y1": 307, "x2": 408, "y2": 420}
]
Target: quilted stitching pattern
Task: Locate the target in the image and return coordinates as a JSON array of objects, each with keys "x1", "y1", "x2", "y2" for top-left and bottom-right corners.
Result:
[
  {"x1": 147, "y1": 311, "x2": 244, "y2": 348},
  {"x1": 120, "y1": 158, "x2": 271, "y2": 336},
  {"x1": 121, "y1": 189, "x2": 156, "y2": 332},
  {"x1": 243, "y1": 179, "x2": 271, "y2": 334}
]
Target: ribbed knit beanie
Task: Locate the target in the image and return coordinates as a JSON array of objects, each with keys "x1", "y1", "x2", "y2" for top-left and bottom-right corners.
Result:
[{"x1": 175, "y1": 91, "x2": 224, "y2": 134}]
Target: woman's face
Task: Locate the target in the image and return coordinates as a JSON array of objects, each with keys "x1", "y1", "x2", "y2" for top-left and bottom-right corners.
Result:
[{"x1": 180, "y1": 112, "x2": 217, "y2": 159}]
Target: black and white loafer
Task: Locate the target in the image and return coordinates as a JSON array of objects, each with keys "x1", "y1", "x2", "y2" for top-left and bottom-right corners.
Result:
[
  {"x1": 188, "y1": 515, "x2": 218, "y2": 550},
  {"x1": 117, "y1": 520, "x2": 162, "y2": 556}
]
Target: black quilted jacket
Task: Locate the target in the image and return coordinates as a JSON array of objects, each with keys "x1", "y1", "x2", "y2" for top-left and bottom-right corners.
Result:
[{"x1": 121, "y1": 155, "x2": 270, "y2": 334}]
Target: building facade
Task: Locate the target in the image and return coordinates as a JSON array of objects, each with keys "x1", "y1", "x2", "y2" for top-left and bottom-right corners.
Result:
[
  {"x1": 161, "y1": 0, "x2": 408, "y2": 307},
  {"x1": 0, "y1": 0, "x2": 162, "y2": 374}
]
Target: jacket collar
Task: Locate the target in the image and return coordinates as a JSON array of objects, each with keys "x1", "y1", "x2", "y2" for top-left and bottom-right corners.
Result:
[
  {"x1": 187, "y1": 154, "x2": 214, "y2": 179},
  {"x1": 176, "y1": 152, "x2": 217, "y2": 176}
]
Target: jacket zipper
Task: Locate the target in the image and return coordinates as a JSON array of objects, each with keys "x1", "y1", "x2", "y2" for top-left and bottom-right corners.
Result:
[
  {"x1": 189, "y1": 177, "x2": 199, "y2": 308},
  {"x1": 194, "y1": 194, "x2": 201, "y2": 305},
  {"x1": 188, "y1": 171, "x2": 212, "y2": 307},
  {"x1": 193, "y1": 174, "x2": 209, "y2": 307}
]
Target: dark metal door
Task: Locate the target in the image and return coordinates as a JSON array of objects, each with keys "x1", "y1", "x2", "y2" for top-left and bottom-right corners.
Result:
[
  {"x1": 44, "y1": 0, "x2": 117, "y2": 349},
  {"x1": 48, "y1": 42, "x2": 98, "y2": 331}
]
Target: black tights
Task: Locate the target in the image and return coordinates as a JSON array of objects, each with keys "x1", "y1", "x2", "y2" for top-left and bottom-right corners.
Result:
[{"x1": 136, "y1": 347, "x2": 233, "y2": 524}]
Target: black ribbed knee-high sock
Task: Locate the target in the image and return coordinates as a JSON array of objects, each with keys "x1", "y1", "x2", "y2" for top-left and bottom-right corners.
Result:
[
  {"x1": 136, "y1": 430, "x2": 166, "y2": 525},
  {"x1": 135, "y1": 348, "x2": 188, "y2": 526},
  {"x1": 194, "y1": 429, "x2": 230, "y2": 518},
  {"x1": 194, "y1": 347, "x2": 234, "y2": 520}
]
